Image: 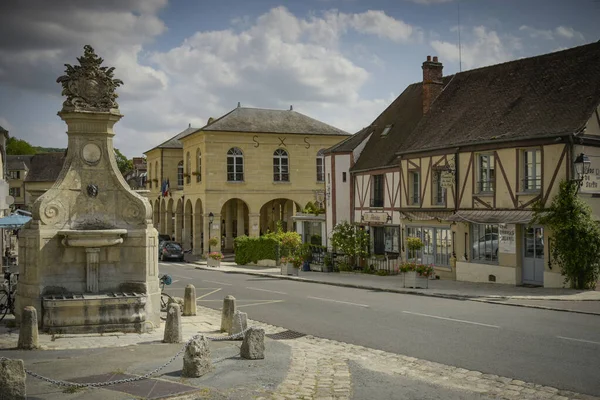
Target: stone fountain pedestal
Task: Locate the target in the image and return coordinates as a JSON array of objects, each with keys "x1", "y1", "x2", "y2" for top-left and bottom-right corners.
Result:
[{"x1": 15, "y1": 46, "x2": 160, "y2": 333}]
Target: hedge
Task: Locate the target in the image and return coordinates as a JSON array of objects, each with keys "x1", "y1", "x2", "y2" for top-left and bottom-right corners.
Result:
[{"x1": 233, "y1": 235, "x2": 279, "y2": 265}]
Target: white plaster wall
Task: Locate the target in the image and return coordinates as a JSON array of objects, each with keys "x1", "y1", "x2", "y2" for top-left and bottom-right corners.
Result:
[
  {"x1": 456, "y1": 261, "x2": 517, "y2": 285},
  {"x1": 544, "y1": 271, "x2": 566, "y2": 288},
  {"x1": 335, "y1": 155, "x2": 351, "y2": 225}
]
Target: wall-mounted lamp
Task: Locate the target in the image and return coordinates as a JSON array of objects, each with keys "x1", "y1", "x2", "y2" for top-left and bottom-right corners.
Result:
[{"x1": 573, "y1": 153, "x2": 591, "y2": 193}]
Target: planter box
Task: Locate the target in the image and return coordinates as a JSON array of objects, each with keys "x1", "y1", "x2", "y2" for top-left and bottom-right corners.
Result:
[
  {"x1": 207, "y1": 258, "x2": 221, "y2": 268},
  {"x1": 403, "y1": 271, "x2": 429, "y2": 289},
  {"x1": 281, "y1": 263, "x2": 299, "y2": 276}
]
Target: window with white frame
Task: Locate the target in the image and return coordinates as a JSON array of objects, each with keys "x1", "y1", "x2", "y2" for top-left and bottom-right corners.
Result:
[
  {"x1": 410, "y1": 171, "x2": 420, "y2": 205},
  {"x1": 316, "y1": 149, "x2": 325, "y2": 182},
  {"x1": 227, "y1": 147, "x2": 244, "y2": 181},
  {"x1": 471, "y1": 223, "x2": 499, "y2": 262},
  {"x1": 9, "y1": 187, "x2": 21, "y2": 197},
  {"x1": 8, "y1": 171, "x2": 19, "y2": 179},
  {"x1": 477, "y1": 154, "x2": 495, "y2": 193},
  {"x1": 196, "y1": 148, "x2": 201, "y2": 182},
  {"x1": 186, "y1": 152, "x2": 191, "y2": 184},
  {"x1": 523, "y1": 149, "x2": 541, "y2": 191},
  {"x1": 406, "y1": 226, "x2": 452, "y2": 266},
  {"x1": 273, "y1": 148, "x2": 289, "y2": 182},
  {"x1": 432, "y1": 170, "x2": 446, "y2": 205},
  {"x1": 177, "y1": 161, "x2": 184, "y2": 187}
]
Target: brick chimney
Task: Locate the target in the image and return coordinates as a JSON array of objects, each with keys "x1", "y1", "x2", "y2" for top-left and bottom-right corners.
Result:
[{"x1": 422, "y1": 55, "x2": 443, "y2": 114}]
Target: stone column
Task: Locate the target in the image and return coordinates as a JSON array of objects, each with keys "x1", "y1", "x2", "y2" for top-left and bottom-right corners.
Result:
[
  {"x1": 225, "y1": 201, "x2": 233, "y2": 250},
  {"x1": 85, "y1": 248, "x2": 101, "y2": 293},
  {"x1": 193, "y1": 212, "x2": 203, "y2": 255},
  {"x1": 207, "y1": 213, "x2": 221, "y2": 252},
  {"x1": 183, "y1": 210, "x2": 192, "y2": 250},
  {"x1": 174, "y1": 211, "x2": 183, "y2": 243},
  {"x1": 167, "y1": 209, "x2": 174, "y2": 239},
  {"x1": 286, "y1": 200, "x2": 294, "y2": 231},
  {"x1": 249, "y1": 213, "x2": 260, "y2": 238},
  {"x1": 159, "y1": 204, "x2": 166, "y2": 234},
  {"x1": 237, "y1": 199, "x2": 245, "y2": 237}
]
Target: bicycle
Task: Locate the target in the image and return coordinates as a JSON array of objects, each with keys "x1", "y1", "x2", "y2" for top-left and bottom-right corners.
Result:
[
  {"x1": 159, "y1": 274, "x2": 174, "y2": 312},
  {"x1": 0, "y1": 272, "x2": 18, "y2": 322}
]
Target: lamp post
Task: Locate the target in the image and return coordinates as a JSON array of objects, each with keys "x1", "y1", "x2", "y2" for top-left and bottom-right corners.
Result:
[
  {"x1": 573, "y1": 153, "x2": 592, "y2": 193},
  {"x1": 208, "y1": 212, "x2": 214, "y2": 253}
]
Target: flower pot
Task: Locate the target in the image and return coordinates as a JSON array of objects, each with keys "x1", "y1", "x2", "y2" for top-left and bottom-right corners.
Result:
[
  {"x1": 281, "y1": 263, "x2": 299, "y2": 276},
  {"x1": 207, "y1": 258, "x2": 221, "y2": 268},
  {"x1": 403, "y1": 270, "x2": 428, "y2": 289}
]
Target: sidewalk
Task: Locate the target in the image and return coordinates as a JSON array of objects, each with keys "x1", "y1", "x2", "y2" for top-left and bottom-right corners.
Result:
[
  {"x1": 192, "y1": 261, "x2": 600, "y2": 316},
  {"x1": 1, "y1": 306, "x2": 598, "y2": 400}
]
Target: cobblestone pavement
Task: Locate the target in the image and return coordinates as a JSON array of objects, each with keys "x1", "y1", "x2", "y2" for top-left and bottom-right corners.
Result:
[{"x1": 1, "y1": 305, "x2": 599, "y2": 400}]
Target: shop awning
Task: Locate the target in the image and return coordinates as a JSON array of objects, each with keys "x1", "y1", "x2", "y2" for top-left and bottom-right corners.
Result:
[
  {"x1": 447, "y1": 210, "x2": 535, "y2": 224},
  {"x1": 400, "y1": 211, "x2": 455, "y2": 221},
  {"x1": 0, "y1": 214, "x2": 32, "y2": 228}
]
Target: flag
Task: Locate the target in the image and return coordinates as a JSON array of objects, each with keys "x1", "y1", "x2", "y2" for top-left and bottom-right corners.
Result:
[{"x1": 163, "y1": 179, "x2": 170, "y2": 197}]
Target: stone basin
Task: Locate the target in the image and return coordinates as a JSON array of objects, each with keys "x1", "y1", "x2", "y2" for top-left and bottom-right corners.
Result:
[{"x1": 58, "y1": 229, "x2": 127, "y2": 247}]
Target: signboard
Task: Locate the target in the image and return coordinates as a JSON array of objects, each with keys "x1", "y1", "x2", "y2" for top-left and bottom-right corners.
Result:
[
  {"x1": 499, "y1": 224, "x2": 516, "y2": 254},
  {"x1": 362, "y1": 212, "x2": 389, "y2": 224},
  {"x1": 579, "y1": 155, "x2": 600, "y2": 194},
  {"x1": 440, "y1": 171, "x2": 455, "y2": 188}
]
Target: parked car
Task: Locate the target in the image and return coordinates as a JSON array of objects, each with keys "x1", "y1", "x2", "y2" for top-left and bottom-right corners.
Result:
[
  {"x1": 158, "y1": 234, "x2": 171, "y2": 245},
  {"x1": 159, "y1": 241, "x2": 184, "y2": 262},
  {"x1": 472, "y1": 233, "x2": 499, "y2": 260}
]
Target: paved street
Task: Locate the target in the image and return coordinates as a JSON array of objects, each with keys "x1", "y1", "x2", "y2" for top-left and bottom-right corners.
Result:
[{"x1": 159, "y1": 261, "x2": 600, "y2": 397}]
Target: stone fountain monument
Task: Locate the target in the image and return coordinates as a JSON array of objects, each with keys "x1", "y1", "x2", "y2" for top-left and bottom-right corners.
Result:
[{"x1": 15, "y1": 45, "x2": 160, "y2": 333}]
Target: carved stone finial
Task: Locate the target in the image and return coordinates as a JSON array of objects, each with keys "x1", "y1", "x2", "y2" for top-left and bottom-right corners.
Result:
[{"x1": 56, "y1": 45, "x2": 124, "y2": 112}]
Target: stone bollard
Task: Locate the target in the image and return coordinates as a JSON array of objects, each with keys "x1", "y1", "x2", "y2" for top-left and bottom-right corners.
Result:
[
  {"x1": 183, "y1": 284, "x2": 197, "y2": 316},
  {"x1": 220, "y1": 295, "x2": 236, "y2": 333},
  {"x1": 230, "y1": 310, "x2": 248, "y2": 338},
  {"x1": 163, "y1": 303, "x2": 182, "y2": 343},
  {"x1": 240, "y1": 327, "x2": 265, "y2": 360},
  {"x1": 18, "y1": 306, "x2": 39, "y2": 350},
  {"x1": 182, "y1": 335, "x2": 212, "y2": 377},
  {"x1": 0, "y1": 358, "x2": 26, "y2": 399}
]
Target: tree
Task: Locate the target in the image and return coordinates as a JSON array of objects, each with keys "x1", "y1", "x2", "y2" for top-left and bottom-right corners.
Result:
[
  {"x1": 114, "y1": 148, "x2": 133, "y2": 175},
  {"x1": 330, "y1": 221, "x2": 370, "y2": 269},
  {"x1": 6, "y1": 137, "x2": 36, "y2": 155},
  {"x1": 532, "y1": 180, "x2": 600, "y2": 289}
]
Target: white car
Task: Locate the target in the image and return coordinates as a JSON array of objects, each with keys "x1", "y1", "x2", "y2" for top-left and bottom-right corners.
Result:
[{"x1": 472, "y1": 233, "x2": 499, "y2": 260}]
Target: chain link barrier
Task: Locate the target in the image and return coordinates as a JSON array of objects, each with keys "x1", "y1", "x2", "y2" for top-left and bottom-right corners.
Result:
[{"x1": 2, "y1": 313, "x2": 254, "y2": 388}]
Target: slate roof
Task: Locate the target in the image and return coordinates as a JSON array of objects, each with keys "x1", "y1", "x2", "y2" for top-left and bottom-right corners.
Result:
[
  {"x1": 7, "y1": 155, "x2": 33, "y2": 171},
  {"x1": 144, "y1": 127, "x2": 198, "y2": 153},
  {"x1": 400, "y1": 41, "x2": 600, "y2": 154},
  {"x1": 24, "y1": 152, "x2": 66, "y2": 182},
  {"x1": 189, "y1": 107, "x2": 349, "y2": 137},
  {"x1": 324, "y1": 126, "x2": 373, "y2": 154}
]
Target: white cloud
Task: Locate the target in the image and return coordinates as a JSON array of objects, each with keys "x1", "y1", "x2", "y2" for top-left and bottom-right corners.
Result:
[
  {"x1": 555, "y1": 26, "x2": 584, "y2": 41},
  {"x1": 406, "y1": 0, "x2": 453, "y2": 4},
  {"x1": 431, "y1": 26, "x2": 521, "y2": 70},
  {"x1": 519, "y1": 25, "x2": 553, "y2": 40},
  {"x1": 519, "y1": 25, "x2": 585, "y2": 42}
]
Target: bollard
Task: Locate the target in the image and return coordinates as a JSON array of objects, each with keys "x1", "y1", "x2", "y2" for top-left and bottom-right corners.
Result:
[
  {"x1": 240, "y1": 327, "x2": 265, "y2": 360},
  {"x1": 18, "y1": 306, "x2": 39, "y2": 350},
  {"x1": 163, "y1": 303, "x2": 182, "y2": 343},
  {"x1": 230, "y1": 310, "x2": 248, "y2": 338},
  {"x1": 183, "y1": 284, "x2": 197, "y2": 316},
  {"x1": 182, "y1": 335, "x2": 212, "y2": 377},
  {"x1": 0, "y1": 358, "x2": 26, "y2": 399},
  {"x1": 220, "y1": 295, "x2": 236, "y2": 333}
]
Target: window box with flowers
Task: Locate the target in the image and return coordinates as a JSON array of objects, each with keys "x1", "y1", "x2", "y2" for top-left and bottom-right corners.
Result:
[
  {"x1": 280, "y1": 254, "x2": 302, "y2": 276},
  {"x1": 400, "y1": 262, "x2": 434, "y2": 288},
  {"x1": 207, "y1": 251, "x2": 223, "y2": 268}
]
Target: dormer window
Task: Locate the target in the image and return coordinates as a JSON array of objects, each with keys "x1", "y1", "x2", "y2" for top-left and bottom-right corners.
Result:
[{"x1": 381, "y1": 125, "x2": 392, "y2": 137}]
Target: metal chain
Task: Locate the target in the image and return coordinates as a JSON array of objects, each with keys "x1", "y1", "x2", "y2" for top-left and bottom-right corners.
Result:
[{"x1": 2, "y1": 314, "x2": 256, "y2": 388}]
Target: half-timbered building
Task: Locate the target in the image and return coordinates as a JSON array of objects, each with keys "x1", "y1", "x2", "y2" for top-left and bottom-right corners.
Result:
[{"x1": 332, "y1": 41, "x2": 600, "y2": 287}]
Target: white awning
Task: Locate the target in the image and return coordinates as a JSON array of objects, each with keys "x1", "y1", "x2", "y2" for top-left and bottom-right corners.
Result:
[{"x1": 447, "y1": 210, "x2": 535, "y2": 224}]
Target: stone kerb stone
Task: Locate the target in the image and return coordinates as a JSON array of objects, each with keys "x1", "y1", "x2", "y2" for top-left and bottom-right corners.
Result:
[
  {"x1": 182, "y1": 335, "x2": 212, "y2": 378},
  {"x1": 183, "y1": 284, "x2": 197, "y2": 316},
  {"x1": 220, "y1": 295, "x2": 236, "y2": 333},
  {"x1": 18, "y1": 306, "x2": 39, "y2": 350},
  {"x1": 163, "y1": 303, "x2": 182, "y2": 343},
  {"x1": 0, "y1": 358, "x2": 26, "y2": 400},
  {"x1": 240, "y1": 327, "x2": 265, "y2": 360},
  {"x1": 231, "y1": 310, "x2": 248, "y2": 338}
]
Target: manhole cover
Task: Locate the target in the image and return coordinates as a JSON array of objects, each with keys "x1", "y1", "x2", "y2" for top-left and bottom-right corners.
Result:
[
  {"x1": 266, "y1": 330, "x2": 306, "y2": 340},
  {"x1": 71, "y1": 373, "x2": 201, "y2": 399}
]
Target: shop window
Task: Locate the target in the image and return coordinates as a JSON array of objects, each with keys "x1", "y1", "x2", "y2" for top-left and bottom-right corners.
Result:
[
  {"x1": 370, "y1": 174, "x2": 384, "y2": 207},
  {"x1": 471, "y1": 223, "x2": 499, "y2": 263},
  {"x1": 522, "y1": 149, "x2": 541, "y2": 191},
  {"x1": 477, "y1": 154, "x2": 495, "y2": 193},
  {"x1": 406, "y1": 226, "x2": 452, "y2": 266}
]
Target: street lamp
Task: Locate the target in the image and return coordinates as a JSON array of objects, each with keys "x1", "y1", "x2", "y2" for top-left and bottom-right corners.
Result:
[
  {"x1": 208, "y1": 212, "x2": 214, "y2": 253},
  {"x1": 574, "y1": 153, "x2": 592, "y2": 192}
]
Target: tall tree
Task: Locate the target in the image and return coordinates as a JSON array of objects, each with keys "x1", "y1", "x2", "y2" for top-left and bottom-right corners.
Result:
[
  {"x1": 6, "y1": 137, "x2": 36, "y2": 155},
  {"x1": 114, "y1": 148, "x2": 133, "y2": 175}
]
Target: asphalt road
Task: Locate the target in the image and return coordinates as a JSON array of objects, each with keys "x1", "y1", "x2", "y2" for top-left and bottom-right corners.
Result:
[{"x1": 159, "y1": 262, "x2": 600, "y2": 396}]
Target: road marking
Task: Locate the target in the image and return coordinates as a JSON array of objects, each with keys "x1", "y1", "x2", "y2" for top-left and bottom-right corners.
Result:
[
  {"x1": 196, "y1": 288, "x2": 222, "y2": 300},
  {"x1": 171, "y1": 280, "x2": 180, "y2": 284},
  {"x1": 557, "y1": 336, "x2": 600, "y2": 346},
  {"x1": 203, "y1": 280, "x2": 232, "y2": 286},
  {"x1": 402, "y1": 311, "x2": 500, "y2": 328},
  {"x1": 237, "y1": 300, "x2": 285, "y2": 308},
  {"x1": 307, "y1": 296, "x2": 369, "y2": 308},
  {"x1": 170, "y1": 274, "x2": 193, "y2": 280},
  {"x1": 246, "y1": 287, "x2": 287, "y2": 295}
]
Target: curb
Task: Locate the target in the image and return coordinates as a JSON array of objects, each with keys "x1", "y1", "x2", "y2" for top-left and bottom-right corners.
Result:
[{"x1": 194, "y1": 264, "x2": 600, "y2": 317}]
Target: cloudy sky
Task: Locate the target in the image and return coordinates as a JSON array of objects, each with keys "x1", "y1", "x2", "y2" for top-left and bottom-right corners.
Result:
[{"x1": 0, "y1": 0, "x2": 598, "y2": 158}]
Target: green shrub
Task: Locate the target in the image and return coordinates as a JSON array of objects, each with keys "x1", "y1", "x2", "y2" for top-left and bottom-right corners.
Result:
[{"x1": 233, "y1": 235, "x2": 278, "y2": 265}]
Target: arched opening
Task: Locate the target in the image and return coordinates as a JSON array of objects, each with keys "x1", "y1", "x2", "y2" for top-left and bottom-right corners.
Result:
[
  {"x1": 175, "y1": 199, "x2": 183, "y2": 243},
  {"x1": 160, "y1": 198, "x2": 167, "y2": 234},
  {"x1": 259, "y1": 198, "x2": 301, "y2": 235},
  {"x1": 166, "y1": 198, "x2": 175, "y2": 239},
  {"x1": 194, "y1": 199, "x2": 204, "y2": 255},
  {"x1": 219, "y1": 198, "x2": 250, "y2": 252},
  {"x1": 183, "y1": 199, "x2": 193, "y2": 251}
]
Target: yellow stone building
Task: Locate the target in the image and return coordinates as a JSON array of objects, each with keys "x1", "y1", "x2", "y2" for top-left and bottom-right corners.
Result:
[{"x1": 144, "y1": 106, "x2": 350, "y2": 254}]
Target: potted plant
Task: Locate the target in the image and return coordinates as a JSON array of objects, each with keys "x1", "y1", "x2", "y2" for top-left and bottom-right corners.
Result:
[
  {"x1": 400, "y1": 262, "x2": 434, "y2": 288},
  {"x1": 207, "y1": 251, "x2": 223, "y2": 267},
  {"x1": 280, "y1": 254, "x2": 302, "y2": 276}
]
